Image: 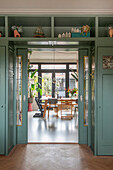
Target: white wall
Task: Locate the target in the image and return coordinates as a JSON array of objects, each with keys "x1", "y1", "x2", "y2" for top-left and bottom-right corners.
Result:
[{"x1": 0, "y1": 0, "x2": 113, "y2": 14}]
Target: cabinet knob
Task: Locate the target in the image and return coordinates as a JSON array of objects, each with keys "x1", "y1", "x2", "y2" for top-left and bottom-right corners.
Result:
[{"x1": 1, "y1": 105, "x2": 3, "y2": 108}]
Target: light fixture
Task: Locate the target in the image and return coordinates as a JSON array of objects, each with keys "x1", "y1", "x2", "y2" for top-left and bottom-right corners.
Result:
[{"x1": 28, "y1": 41, "x2": 79, "y2": 46}]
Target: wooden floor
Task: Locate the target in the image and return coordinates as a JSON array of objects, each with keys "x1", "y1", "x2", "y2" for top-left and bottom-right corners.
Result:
[
  {"x1": 28, "y1": 111, "x2": 78, "y2": 143},
  {"x1": 1, "y1": 144, "x2": 113, "y2": 170}
]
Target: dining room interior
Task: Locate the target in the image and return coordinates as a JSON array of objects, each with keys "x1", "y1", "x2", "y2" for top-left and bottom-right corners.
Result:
[
  {"x1": 25, "y1": 46, "x2": 88, "y2": 143},
  {"x1": 27, "y1": 48, "x2": 79, "y2": 143}
]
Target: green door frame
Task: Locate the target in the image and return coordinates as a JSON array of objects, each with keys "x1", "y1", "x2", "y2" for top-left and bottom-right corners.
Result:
[
  {"x1": 14, "y1": 45, "x2": 92, "y2": 147},
  {"x1": 78, "y1": 49, "x2": 91, "y2": 145}
]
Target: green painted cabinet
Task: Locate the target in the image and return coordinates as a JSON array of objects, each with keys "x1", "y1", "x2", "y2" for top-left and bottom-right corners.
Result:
[
  {"x1": 98, "y1": 47, "x2": 113, "y2": 155},
  {"x1": 0, "y1": 47, "x2": 6, "y2": 154}
]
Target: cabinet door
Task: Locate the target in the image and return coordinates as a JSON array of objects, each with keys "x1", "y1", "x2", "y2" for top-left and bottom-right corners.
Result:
[
  {"x1": 98, "y1": 47, "x2": 113, "y2": 155},
  {"x1": 0, "y1": 47, "x2": 5, "y2": 154}
]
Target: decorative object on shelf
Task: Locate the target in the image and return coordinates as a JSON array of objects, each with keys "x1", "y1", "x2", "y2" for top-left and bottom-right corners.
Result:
[
  {"x1": 58, "y1": 34, "x2": 62, "y2": 38},
  {"x1": 65, "y1": 32, "x2": 68, "y2": 38},
  {"x1": 81, "y1": 25, "x2": 90, "y2": 35},
  {"x1": 71, "y1": 25, "x2": 90, "y2": 37},
  {"x1": 58, "y1": 32, "x2": 71, "y2": 38},
  {"x1": 68, "y1": 32, "x2": 71, "y2": 38},
  {"x1": 34, "y1": 26, "x2": 45, "y2": 38},
  {"x1": 0, "y1": 31, "x2": 2, "y2": 37},
  {"x1": 66, "y1": 88, "x2": 78, "y2": 98},
  {"x1": 109, "y1": 26, "x2": 113, "y2": 37},
  {"x1": 71, "y1": 27, "x2": 81, "y2": 33},
  {"x1": 62, "y1": 33, "x2": 65, "y2": 38},
  {"x1": 11, "y1": 26, "x2": 23, "y2": 37}
]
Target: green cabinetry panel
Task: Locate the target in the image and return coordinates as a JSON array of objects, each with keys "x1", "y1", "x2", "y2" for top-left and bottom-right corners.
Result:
[
  {"x1": 98, "y1": 47, "x2": 113, "y2": 155},
  {"x1": 0, "y1": 47, "x2": 6, "y2": 154}
]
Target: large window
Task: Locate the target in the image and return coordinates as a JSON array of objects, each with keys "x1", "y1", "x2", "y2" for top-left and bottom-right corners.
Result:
[
  {"x1": 30, "y1": 63, "x2": 77, "y2": 98},
  {"x1": 42, "y1": 73, "x2": 52, "y2": 98},
  {"x1": 55, "y1": 73, "x2": 66, "y2": 98}
]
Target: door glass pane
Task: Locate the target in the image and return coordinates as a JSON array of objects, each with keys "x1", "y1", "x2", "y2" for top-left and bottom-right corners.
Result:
[
  {"x1": 42, "y1": 73, "x2": 52, "y2": 98},
  {"x1": 41, "y1": 64, "x2": 66, "y2": 69},
  {"x1": 84, "y1": 56, "x2": 88, "y2": 126},
  {"x1": 28, "y1": 71, "x2": 39, "y2": 98},
  {"x1": 16, "y1": 56, "x2": 22, "y2": 126},
  {"x1": 55, "y1": 73, "x2": 65, "y2": 98},
  {"x1": 69, "y1": 64, "x2": 77, "y2": 70},
  {"x1": 103, "y1": 56, "x2": 113, "y2": 69},
  {"x1": 69, "y1": 72, "x2": 76, "y2": 89}
]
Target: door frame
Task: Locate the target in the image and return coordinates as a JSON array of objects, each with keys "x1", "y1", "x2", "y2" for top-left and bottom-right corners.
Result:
[{"x1": 14, "y1": 45, "x2": 91, "y2": 146}]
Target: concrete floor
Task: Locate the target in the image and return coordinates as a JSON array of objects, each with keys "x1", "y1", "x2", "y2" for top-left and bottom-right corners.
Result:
[
  {"x1": 28, "y1": 110, "x2": 78, "y2": 143},
  {"x1": 1, "y1": 144, "x2": 113, "y2": 170}
]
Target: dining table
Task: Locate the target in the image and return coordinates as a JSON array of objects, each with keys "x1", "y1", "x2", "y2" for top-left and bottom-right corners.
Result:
[{"x1": 40, "y1": 97, "x2": 78, "y2": 118}]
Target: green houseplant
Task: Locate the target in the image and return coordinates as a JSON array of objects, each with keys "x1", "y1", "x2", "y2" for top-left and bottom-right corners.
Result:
[{"x1": 28, "y1": 66, "x2": 42, "y2": 104}]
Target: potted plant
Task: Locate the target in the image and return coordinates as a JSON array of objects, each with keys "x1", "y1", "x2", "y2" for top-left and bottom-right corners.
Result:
[
  {"x1": 28, "y1": 65, "x2": 42, "y2": 111},
  {"x1": 66, "y1": 88, "x2": 78, "y2": 98}
]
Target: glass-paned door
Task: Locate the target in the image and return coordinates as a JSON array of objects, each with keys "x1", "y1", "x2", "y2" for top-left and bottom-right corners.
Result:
[
  {"x1": 42, "y1": 73, "x2": 52, "y2": 98},
  {"x1": 69, "y1": 72, "x2": 76, "y2": 89},
  {"x1": 55, "y1": 73, "x2": 66, "y2": 98}
]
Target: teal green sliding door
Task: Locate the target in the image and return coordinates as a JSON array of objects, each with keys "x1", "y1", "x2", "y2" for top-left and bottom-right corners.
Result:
[
  {"x1": 98, "y1": 47, "x2": 113, "y2": 155},
  {"x1": 0, "y1": 47, "x2": 6, "y2": 154}
]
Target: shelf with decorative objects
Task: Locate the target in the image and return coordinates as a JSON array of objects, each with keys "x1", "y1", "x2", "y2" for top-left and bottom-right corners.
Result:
[{"x1": 0, "y1": 15, "x2": 113, "y2": 40}]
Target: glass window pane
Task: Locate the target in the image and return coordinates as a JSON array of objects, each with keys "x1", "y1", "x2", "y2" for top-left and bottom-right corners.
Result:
[
  {"x1": 16, "y1": 56, "x2": 22, "y2": 126},
  {"x1": 29, "y1": 64, "x2": 38, "y2": 70},
  {"x1": 42, "y1": 73, "x2": 52, "y2": 98},
  {"x1": 55, "y1": 73, "x2": 66, "y2": 98},
  {"x1": 84, "y1": 56, "x2": 88, "y2": 126},
  {"x1": 69, "y1": 72, "x2": 76, "y2": 89},
  {"x1": 103, "y1": 56, "x2": 113, "y2": 69},
  {"x1": 69, "y1": 64, "x2": 77, "y2": 70},
  {"x1": 41, "y1": 64, "x2": 66, "y2": 69}
]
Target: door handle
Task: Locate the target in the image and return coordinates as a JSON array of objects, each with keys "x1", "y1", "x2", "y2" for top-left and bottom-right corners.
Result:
[
  {"x1": 1, "y1": 105, "x2": 3, "y2": 108},
  {"x1": 23, "y1": 95, "x2": 26, "y2": 102}
]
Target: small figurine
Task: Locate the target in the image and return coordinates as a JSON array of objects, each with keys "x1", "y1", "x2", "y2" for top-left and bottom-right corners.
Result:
[
  {"x1": 65, "y1": 32, "x2": 68, "y2": 38},
  {"x1": 0, "y1": 31, "x2": 2, "y2": 37},
  {"x1": 34, "y1": 27, "x2": 45, "y2": 38},
  {"x1": 11, "y1": 26, "x2": 23, "y2": 37},
  {"x1": 68, "y1": 32, "x2": 71, "y2": 38},
  {"x1": 109, "y1": 27, "x2": 113, "y2": 37},
  {"x1": 62, "y1": 33, "x2": 65, "y2": 38},
  {"x1": 58, "y1": 34, "x2": 62, "y2": 38},
  {"x1": 71, "y1": 28, "x2": 74, "y2": 32},
  {"x1": 81, "y1": 25, "x2": 90, "y2": 35}
]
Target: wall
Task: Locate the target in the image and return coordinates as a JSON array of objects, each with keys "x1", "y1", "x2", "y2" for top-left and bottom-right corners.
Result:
[{"x1": 0, "y1": 0, "x2": 113, "y2": 14}]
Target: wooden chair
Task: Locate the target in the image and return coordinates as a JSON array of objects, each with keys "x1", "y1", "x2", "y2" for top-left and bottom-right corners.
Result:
[
  {"x1": 48, "y1": 98, "x2": 58, "y2": 118},
  {"x1": 61, "y1": 100, "x2": 73, "y2": 119},
  {"x1": 43, "y1": 100, "x2": 48, "y2": 118}
]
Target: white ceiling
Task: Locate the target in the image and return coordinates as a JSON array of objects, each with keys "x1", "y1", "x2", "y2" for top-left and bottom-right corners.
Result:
[{"x1": 29, "y1": 51, "x2": 78, "y2": 63}]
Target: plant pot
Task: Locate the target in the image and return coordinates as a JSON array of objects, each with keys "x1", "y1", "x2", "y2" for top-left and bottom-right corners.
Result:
[{"x1": 28, "y1": 97, "x2": 33, "y2": 103}]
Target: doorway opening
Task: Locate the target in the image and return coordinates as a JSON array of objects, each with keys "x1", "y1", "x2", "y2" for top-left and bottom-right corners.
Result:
[{"x1": 27, "y1": 48, "x2": 79, "y2": 143}]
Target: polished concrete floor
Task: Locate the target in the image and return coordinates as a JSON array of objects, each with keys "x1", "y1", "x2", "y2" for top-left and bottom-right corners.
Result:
[
  {"x1": 28, "y1": 110, "x2": 78, "y2": 143},
  {"x1": 1, "y1": 144, "x2": 113, "y2": 170}
]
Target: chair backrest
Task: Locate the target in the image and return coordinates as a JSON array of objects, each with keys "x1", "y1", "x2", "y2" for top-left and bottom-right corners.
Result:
[
  {"x1": 48, "y1": 98, "x2": 57, "y2": 105},
  {"x1": 76, "y1": 99, "x2": 78, "y2": 104},
  {"x1": 61, "y1": 100, "x2": 73, "y2": 111}
]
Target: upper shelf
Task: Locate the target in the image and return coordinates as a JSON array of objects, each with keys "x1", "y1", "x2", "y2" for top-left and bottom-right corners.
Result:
[{"x1": 0, "y1": 15, "x2": 113, "y2": 40}]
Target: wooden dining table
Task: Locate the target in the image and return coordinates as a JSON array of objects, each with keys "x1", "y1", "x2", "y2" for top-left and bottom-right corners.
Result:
[{"x1": 40, "y1": 97, "x2": 78, "y2": 118}]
